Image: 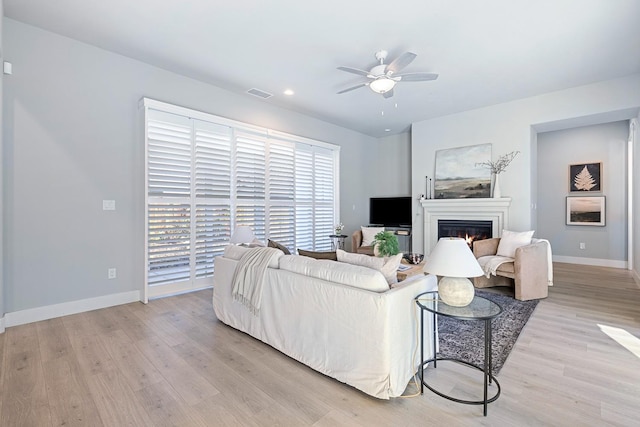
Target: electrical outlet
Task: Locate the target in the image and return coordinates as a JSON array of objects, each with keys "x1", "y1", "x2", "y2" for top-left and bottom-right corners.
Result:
[
  {"x1": 108, "y1": 268, "x2": 117, "y2": 279},
  {"x1": 579, "y1": 243, "x2": 586, "y2": 250},
  {"x1": 103, "y1": 200, "x2": 116, "y2": 211}
]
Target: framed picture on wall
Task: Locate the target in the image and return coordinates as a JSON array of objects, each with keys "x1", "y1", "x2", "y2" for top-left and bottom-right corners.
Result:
[
  {"x1": 566, "y1": 196, "x2": 605, "y2": 226},
  {"x1": 569, "y1": 162, "x2": 601, "y2": 192},
  {"x1": 434, "y1": 143, "x2": 491, "y2": 199}
]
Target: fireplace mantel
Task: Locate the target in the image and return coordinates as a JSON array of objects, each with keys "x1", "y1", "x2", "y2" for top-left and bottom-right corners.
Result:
[{"x1": 420, "y1": 198, "x2": 512, "y2": 255}]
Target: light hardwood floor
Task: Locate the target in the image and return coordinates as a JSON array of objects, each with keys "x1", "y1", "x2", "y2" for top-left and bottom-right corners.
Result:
[{"x1": 1, "y1": 263, "x2": 639, "y2": 426}]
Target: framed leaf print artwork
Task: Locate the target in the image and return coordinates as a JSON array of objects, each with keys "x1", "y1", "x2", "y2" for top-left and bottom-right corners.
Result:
[
  {"x1": 569, "y1": 162, "x2": 601, "y2": 192},
  {"x1": 566, "y1": 196, "x2": 605, "y2": 226}
]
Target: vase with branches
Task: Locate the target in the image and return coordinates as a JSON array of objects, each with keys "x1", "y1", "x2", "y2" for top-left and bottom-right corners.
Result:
[{"x1": 476, "y1": 151, "x2": 519, "y2": 198}]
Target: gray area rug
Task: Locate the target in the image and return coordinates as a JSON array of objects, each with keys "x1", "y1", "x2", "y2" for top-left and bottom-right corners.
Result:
[{"x1": 437, "y1": 290, "x2": 539, "y2": 375}]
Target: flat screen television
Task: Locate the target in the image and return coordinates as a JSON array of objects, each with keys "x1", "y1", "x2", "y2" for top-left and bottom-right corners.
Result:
[{"x1": 369, "y1": 197, "x2": 412, "y2": 228}]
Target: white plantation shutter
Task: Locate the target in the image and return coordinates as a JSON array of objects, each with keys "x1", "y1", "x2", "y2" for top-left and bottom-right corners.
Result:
[
  {"x1": 267, "y1": 139, "x2": 296, "y2": 250},
  {"x1": 313, "y1": 147, "x2": 336, "y2": 251},
  {"x1": 148, "y1": 203, "x2": 191, "y2": 285},
  {"x1": 144, "y1": 99, "x2": 339, "y2": 298},
  {"x1": 234, "y1": 130, "x2": 267, "y2": 241},
  {"x1": 194, "y1": 121, "x2": 232, "y2": 278},
  {"x1": 146, "y1": 111, "x2": 192, "y2": 288},
  {"x1": 147, "y1": 111, "x2": 192, "y2": 197},
  {"x1": 295, "y1": 147, "x2": 314, "y2": 250},
  {"x1": 293, "y1": 145, "x2": 336, "y2": 251}
]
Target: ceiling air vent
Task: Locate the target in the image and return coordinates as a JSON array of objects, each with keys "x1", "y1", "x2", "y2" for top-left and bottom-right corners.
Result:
[{"x1": 247, "y1": 88, "x2": 273, "y2": 99}]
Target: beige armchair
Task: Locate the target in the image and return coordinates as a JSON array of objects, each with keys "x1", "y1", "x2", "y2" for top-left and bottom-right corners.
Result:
[
  {"x1": 472, "y1": 237, "x2": 549, "y2": 301},
  {"x1": 351, "y1": 230, "x2": 375, "y2": 255}
]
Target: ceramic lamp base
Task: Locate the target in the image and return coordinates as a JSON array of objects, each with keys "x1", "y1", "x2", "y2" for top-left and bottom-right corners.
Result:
[{"x1": 438, "y1": 276, "x2": 475, "y2": 307}]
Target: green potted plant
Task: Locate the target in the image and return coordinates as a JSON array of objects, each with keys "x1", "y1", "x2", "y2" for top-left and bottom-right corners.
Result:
[{"x1": 373, "y1": 231, "x2": 400, "y2": 257}]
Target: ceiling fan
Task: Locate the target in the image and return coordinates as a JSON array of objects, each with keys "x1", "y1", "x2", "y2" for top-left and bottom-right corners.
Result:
[{"x1": 337, "y1": 50, "x2": 438, "y2": 98}]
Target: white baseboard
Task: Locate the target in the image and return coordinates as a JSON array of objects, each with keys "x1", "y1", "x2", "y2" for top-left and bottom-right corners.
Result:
[
  {"x1": 633, "y1": 269, "x2": 640, "y2": 286},
  {"x1": 4, "y1": 291, "x2": 142, "y2": 328},
  {"x1": 0, "y1": 316, "x2": 5, "y2": 333},
  {"x1": 553, "y1": 255, "x2": 627, "y2": 269}
]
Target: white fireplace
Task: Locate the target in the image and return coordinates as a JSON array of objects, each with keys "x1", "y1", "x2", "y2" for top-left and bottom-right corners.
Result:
[{"x1": 420, "y1": 198, "x2": 512, "y2": 255}]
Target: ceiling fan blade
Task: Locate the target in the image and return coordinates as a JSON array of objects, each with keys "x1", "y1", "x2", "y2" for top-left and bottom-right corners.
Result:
[
  {"x1": 396, "y1": 72, "x2": 439, "y2": 82},
  {"x1": 337, "y1": 66, "x2": 371, "y2": 77},
  {"x1": 386, "y1": 52, "x2": 417, "y2": 74},
  {"x1": 337, "y1": 82, "x2": 368, "y2": 94},
  {"x1": 382, "y1": 88, "x2": 394, "y2": 99}
]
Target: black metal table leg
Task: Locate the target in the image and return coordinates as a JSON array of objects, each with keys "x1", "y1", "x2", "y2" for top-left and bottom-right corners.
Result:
[
  {"x1": 420, "y1": 308, "x2": 424, "y2": 394},
  {"x1": 484, "y1": 319, "x2": 490, "y2": 416}
]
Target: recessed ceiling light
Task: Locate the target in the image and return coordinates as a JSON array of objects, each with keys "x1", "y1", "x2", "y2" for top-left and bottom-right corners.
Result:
[
  {"x1": 385, "y1": 128, "x2": 391, "y2": 132},
  {"x1": 284, "y1": 89, "x2": 295, "y2": 96}
]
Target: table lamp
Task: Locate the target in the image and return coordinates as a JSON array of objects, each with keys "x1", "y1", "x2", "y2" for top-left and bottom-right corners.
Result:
[
  {"x1": 230, "y1": 226, "x2": 256, "y2": 246},
  {"x1": 423, "y1": 237, "x2": 484, "y2": 307}
]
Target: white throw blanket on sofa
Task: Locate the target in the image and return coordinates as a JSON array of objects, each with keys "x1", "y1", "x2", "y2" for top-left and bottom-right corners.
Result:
[{"x1": 231, "y1": 247, "x2": 282, "y2": 315}]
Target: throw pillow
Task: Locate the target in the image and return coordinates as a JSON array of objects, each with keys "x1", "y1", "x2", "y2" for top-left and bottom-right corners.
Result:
[
  {"x1": 378, "y1": 253, "x2": 403, "y2": 286},
  {"x1": 337, "y1": 248, "x2": 384, "y2": 269},
  {"x1": 361, "y1": 226, "x2": 385, "y2": 246},
  {"x1": 268, "y1": 239, "x2": 291, "y2": 255},
  {"x1": 223, "y1": 245, "x2": 282, "y2": 268},
  {"x1": 298, "y1": 249, "x2": 337, "y2": 261},
  {"x1": 496, "y1": 230, "x2": 535, "y2": 258},
  {"x1": 336, "y1": 249, "x2": 402, "y2": 286},
  {"x1": 247, "y1": 238, "x2": 266, "y2": 247}
]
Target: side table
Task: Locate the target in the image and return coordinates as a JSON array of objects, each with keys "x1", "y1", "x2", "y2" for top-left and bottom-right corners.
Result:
[
  {"x1": 396, "y1": 260, "x2": 426, "y2": 282},
  {"x1": 329, "y1": 234, "x2": 347, "y2": 250},
  {"x1": 415, "y1": 290, "x2": 503, "y2": 416}
]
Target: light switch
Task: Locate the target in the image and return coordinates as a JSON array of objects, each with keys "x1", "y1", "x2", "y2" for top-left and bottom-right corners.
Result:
[{"x1": 103, "y1": 200, "x2": 116, "y2": 211}]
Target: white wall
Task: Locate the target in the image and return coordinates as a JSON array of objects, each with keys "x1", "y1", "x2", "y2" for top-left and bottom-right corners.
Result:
[
  {"x1": 411, "y1": 74, "x2": 640, "y2": 255},
  {"x1": 371, "y1": 132, "x2": 411, "y2": 197},
  {"x1": 2, "y1": 18, "x2": 376, "y2": 315},
  {"x1": 633, "y1": 117, "x2": 640, "y2": 281},
  {"x1": 0, "y1": 0, "x2": 5, "y2": 331},
  {"x1": 537, "y1": 121, "x2": 628, "y2": 265}
]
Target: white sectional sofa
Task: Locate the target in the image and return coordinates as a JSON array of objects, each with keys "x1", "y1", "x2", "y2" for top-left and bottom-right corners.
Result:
[{"x1": 212, "y1": 247, "x2": 438, "y2": 399}]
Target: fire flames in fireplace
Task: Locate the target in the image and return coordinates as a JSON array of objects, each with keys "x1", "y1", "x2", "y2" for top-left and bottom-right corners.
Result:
[{"x1": 438, "y1": 220, "x2": 492, "y2": 248}]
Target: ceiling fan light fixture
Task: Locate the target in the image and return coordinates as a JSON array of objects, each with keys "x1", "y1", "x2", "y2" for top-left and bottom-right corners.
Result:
[{"x1": 369, "y1": 77, "x2": 396, "y2": 94}]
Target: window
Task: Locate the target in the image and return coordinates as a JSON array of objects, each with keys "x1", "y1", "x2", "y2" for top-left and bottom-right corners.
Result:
[{"x1": 143, "y1": 99, "x2": 339, "y2": 298}]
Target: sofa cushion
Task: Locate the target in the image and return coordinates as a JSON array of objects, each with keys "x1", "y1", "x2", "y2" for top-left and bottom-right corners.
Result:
[
  {"x1": 361, "y1": 226, "x2": 384, "y2": 246},
  {"x1": 497, "y1": 230, "x2": 535, "y2": 258},
  {"x1": 279, "y1": 255, "x2": 389, "y2": 292},
  {"x1": 223, "y1": 245, "x2": 282, "y2": 268},
  {"x1": 336, "y1": 249, "x2": 402, "y2": 285},
  {"x1": 298, "y1": 249, "x2": 337, "y2": 261},
  {"x1": 268, "y1": 239, "x2": 291, "y2": 255}
]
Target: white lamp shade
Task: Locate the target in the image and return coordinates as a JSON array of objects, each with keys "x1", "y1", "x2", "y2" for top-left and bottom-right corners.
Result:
[
  {"x1": 423, "y1": 237, "x2": 483, "y2": 278},
  {"x1": 369, "y1": 77, "x2": 396, "y2": 94},
  {"x1": 230, "y1": 226, "x2": 255, "y2": 244}
]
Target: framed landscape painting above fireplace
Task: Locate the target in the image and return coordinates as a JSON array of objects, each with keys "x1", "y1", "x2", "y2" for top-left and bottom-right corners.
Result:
[{"x1": 434, "y1": 143, "x2": 491, "y2": 199}]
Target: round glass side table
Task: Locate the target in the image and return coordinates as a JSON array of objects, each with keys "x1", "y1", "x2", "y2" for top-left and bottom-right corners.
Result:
[{"x1": 415, "y1": 290, "x2": 503, "y2": 416}]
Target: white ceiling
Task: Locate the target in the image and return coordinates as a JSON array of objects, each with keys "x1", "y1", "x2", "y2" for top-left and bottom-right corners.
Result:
[{"x1": 5, "y1": 0, "x2": 640, "y2": 137}]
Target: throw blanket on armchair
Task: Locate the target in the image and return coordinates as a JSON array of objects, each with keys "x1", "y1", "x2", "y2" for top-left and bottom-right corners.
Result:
[
  {"x1": 478, "y1": 255, "x2": 514, "y2": 278},
  {"x1": 478, "y1": 239, "x2": 554, "y2": 286},
  {"x1": 231, "y1": 247, "x2": 281, "y2": 315}
]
